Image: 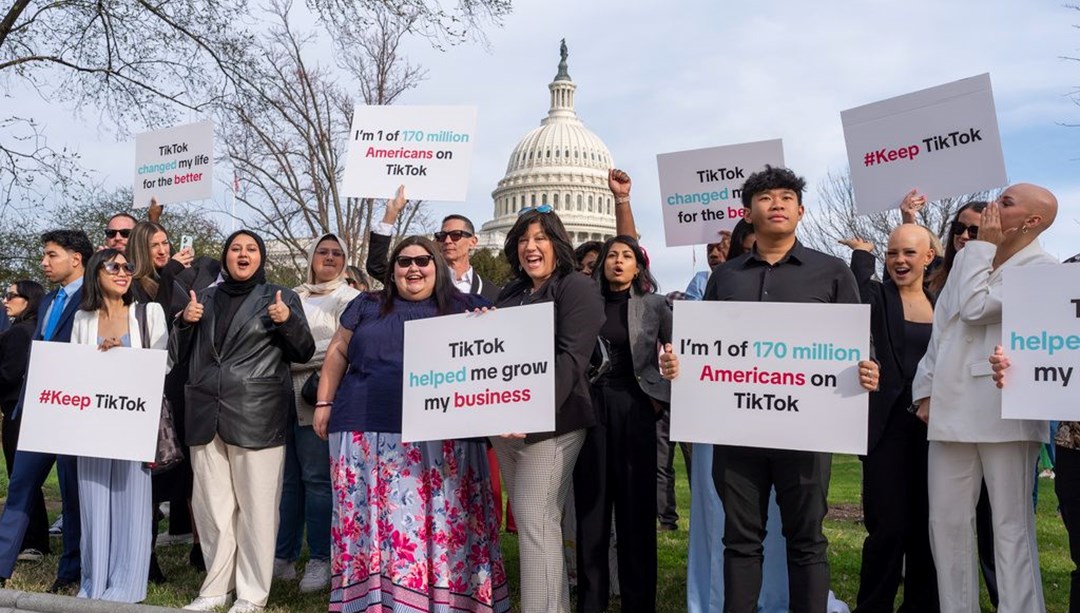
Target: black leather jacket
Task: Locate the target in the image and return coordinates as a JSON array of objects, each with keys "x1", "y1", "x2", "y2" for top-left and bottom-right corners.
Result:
[{"x1": 170, "y1": 284, "x2": 315, "y2": 449}]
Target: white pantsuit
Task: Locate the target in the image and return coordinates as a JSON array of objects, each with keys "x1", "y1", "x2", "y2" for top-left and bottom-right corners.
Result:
[
  {"x1": 491, "y1": 430, "x2": 585, "y2": 613},
  {"x1": 913, "y1": 240, "x2": 1056, "y2": 613},
  {"x1": 71, "y1": 303, "x2": 167, "y2": 603}
]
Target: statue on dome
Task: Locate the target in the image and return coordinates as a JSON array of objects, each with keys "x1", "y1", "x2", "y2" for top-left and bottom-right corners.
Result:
[{"x1": 556, "y1": 39, "x2": 570, "y2": 80}]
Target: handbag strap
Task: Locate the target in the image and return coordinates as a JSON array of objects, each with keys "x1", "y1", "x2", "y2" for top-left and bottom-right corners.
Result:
[{"x1": 135, "y1": 302, "x2": 149, "y2": 349}]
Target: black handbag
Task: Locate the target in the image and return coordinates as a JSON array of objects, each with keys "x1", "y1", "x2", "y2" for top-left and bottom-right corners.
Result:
[
  {"x1": 136, "y1": 303, "x2": 184, "y2": 474},
  {"x1": 587, "y1": 336, "x2": 612, "y2": 384},
  {"x1": 300, "y1": 370, "x2": 320, "y2": 406}
]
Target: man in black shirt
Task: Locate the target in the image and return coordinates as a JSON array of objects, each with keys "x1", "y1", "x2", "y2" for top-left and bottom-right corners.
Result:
[{"x1": 703, "y1": 166, "x2": 879, "y2": 613}]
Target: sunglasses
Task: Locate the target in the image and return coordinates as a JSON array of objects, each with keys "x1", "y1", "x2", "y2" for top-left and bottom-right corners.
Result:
[
  {"x1": 433, "y1": 230, "x2": 474, "y2": 242},
  {"x1": 518, "y1": 204, "x2": 554, "y2": 216},
  {"x1": 2, "y1": 292, "x2": 25, "y2": 301},
  {"x1": 102, "y1": 261, "x2": 136, "y2": 275},
  {"x1": 950, "y1": 221, "x2": 979, "y2": 239},
  {"x1": 314, "y1": 248, "x2": 345, "y2": 258},
  {"x1": 105, "y1": 228, "x2": 132, "y2": 239},
  {"x1": 395, "y1": 255, "x2": 434, "y2": 268}
]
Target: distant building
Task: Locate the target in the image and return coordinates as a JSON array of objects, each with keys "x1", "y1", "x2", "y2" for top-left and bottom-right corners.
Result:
[{"x1": 477, "y1": 41, "x2": 617, "y2": 251}]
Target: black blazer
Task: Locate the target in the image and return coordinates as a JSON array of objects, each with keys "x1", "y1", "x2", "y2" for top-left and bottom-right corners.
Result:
[
  {"x1": 627, "y1": 290, "x2": 672, "y2": 403},
  {"x1": 0, "y1": 319, "x2": 35, "y2": 415},
  {"x1": 496, "y1": 272, "x2": 604, "y2": 443},
  {"x1": 851, "y1": 250, "x2": 935, "y2": 453},
  {"x1": 10, "y1": 285, "x2": 83, "y2": 420},
  {"x1": 365, "y1": 231, "x2": 501, "y2": 302},
  {"x1": 170, "y1": 284, "x2": 315, "y2": 449}
]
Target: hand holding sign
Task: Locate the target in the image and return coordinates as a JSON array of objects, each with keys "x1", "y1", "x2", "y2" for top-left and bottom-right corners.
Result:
[
  {"x1": 899, "y1": 189, "x2": 926, "y2": 222},
  {"x1": 183, "y1": 290, "x2": 203, "y2": 324},
  {"x1": 381, "y1": 185, "x2": 407, "y2": 224},
  {"x1": 991, "y1": 345, "x2": 1010, "y2": 389},
  {"x1": 660, "y1": 343, "x2": 679, "y2": 380},
  {"x1": 268, "y1": 290, "x2": 290, "y2": 324},
  {"x1": 858, "y1": 360, "x2": 879, "y2": 391}
]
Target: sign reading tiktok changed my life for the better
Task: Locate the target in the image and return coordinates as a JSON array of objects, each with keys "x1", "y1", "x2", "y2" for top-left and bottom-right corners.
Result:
[
  {"x1": 1001, "y1": 264, "x2": 1080, "y2": 420},
  {"x1": 133, "y1": 120, "x2": 214, "y2": 207},
  {"x1": 670, "y1": 301, "x2": 871, "y2": 455},
  {"x1": 401, "y1": 303, "x2": 555, "y2": 443},
  {"x1": 341, "y1": 105, "x2": 478, "y2": 202},
  {"x1": 656, "y1": 139, "x2": 784, "y2": 247}
]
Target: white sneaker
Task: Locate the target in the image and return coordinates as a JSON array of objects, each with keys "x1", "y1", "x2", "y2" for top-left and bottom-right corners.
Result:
[
  {"x1": 17, "y1": 548, "x2": 44, "y2": 562},
  {"x1": 227, "y1": 599, "x2": 264, "y2": 613},
  {"x1": 272, "y1": 557, "x2": 296, "y2": 581},
  {"x1": 156, "y1": 532, "x2": 194, "y2": 547},
  {"x1": 299, "y1": 558, "x2": 330, "y2": 593},
  {"x1": 183, "y1": 594, "x2": 233, "y2": 611},
  {"x1": 48, "y1": 515, "x2": 63, "y2": 536}
]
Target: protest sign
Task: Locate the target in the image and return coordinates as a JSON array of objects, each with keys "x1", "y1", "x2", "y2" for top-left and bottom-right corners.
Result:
[
  {"x1": 401, "y1": 303, "x2": 555, "y2": 442},
  {"x1": 670, "y1": 301, "x2": 871, "y2": 454},
  {"x1": 842, "y1": 73, "x2": 1006, "y2": 215},
  {"x1": 134, "y1": 120, "x2": 214, "y2": 207},
  {"x1": 1002, "y1": 264, "x2": 1080, "y2": 420},
  {"x1": 19, "y1": 341, "x2": 167, "y2": 462},
  {"x1": 656, "y1": 139, "x2": 784, "y2": 247},
  {"x1": 341, "y1": 105, "x2": 478, "y2": 202}
]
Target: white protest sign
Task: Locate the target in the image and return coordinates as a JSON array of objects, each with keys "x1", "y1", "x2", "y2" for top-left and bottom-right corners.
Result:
[
  {"x1": 133, "y1": 120, "x2": 214, "y2": 207},
  {"x1": 19, "y1": 341, "x2": 167, "y2": 461},
  {"x1": 401, "y1": 303, "x2": 555, "y2": 442},
  {"x1": 342, "y1": 105, "x2": 478, "y2": 202},
  {"x1": 656, "y1": 139, "x2": 785, "y2": 247},
  {"x1": 1001, "y1": 264, "x2": 1080, "y2": 420},
  {"x1": 670, "y1": 301, "x2": 871, "y2": 454},
  {"x1": 842, "y1": 73, "x2": 1006, "y2": 215}
]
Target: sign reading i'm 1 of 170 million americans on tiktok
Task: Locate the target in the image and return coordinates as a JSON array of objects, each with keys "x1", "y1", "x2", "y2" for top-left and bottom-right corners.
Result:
[
  {"x1": 341, "y1": 105, "x2": 478, "y2": 202},
  {"x1": 670, "y1": 301, "x2": 871, "y2": 455}
]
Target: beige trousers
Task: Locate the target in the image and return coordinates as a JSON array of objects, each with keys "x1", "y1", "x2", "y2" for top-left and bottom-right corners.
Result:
[{"x1": 191, "y1": 436, "x2": 285, "y2": 607}]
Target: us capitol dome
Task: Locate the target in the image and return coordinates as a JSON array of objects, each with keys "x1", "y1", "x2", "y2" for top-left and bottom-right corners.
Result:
[{"x1": 476, "y1": 41, "x2": 617, "y2": 250}]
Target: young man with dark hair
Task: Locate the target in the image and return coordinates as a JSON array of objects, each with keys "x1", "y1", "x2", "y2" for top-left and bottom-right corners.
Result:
[
  {"x1": 703, "y1": 165, "x2": 879, "y2": 612},
  {"x1": 0, "y1": 229, "x2": 93, "y2": 593}
]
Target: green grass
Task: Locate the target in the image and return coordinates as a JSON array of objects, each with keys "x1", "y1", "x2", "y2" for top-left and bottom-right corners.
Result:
[{"x1": 0, "y1": 454, "x2": 1071, "y2": 611}]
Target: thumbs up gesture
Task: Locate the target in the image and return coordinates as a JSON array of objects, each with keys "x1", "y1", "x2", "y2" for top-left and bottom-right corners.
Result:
[
  {"x1": 182, "y1": 290, "x2": 204, "y2": 324},
  {"x1": 268, "y1": 289, "x2": 290, "y2": 324}
]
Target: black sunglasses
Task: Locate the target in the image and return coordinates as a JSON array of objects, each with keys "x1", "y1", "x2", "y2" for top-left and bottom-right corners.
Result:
[
  {"x1": 395, "y1": 255, "x2": 434, "y2": 268},
  {"x1": 433, "y1": 230, "x2": 474, "y2": 242},
  {"x1": 105, "y1": 228, "x2": 132, "y2": 239},
  {"x1": 102, "y1": 261, "x2": 136, "y2": 275},
  {"x1": 950, "y1": 221, "x2": 979, "y2": 239},
  {"x1": 2, "y1": 292, "x2": 25, "y2": 301}
]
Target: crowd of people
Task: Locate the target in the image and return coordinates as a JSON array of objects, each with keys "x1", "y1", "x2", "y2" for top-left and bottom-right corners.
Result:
[{"x1": 0, "y1": 163, "x2": 1073, "y2": 613}]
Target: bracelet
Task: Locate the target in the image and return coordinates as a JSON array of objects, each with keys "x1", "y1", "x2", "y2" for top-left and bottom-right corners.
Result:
[
  {"x1": 315, "y1": 401, "x2": 333, "y2": 408},
  {"x1": 615, "y1": 196, "x2": 630, "y2": 204}
]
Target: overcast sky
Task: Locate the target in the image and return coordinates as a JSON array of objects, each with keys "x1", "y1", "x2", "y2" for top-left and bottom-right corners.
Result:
[{"x1": 8, "y1": 0, "x2": 1079, "y2": 290}]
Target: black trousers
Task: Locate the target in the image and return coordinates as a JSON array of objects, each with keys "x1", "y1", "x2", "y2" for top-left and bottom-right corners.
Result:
[
  {"x1": 573, "y1": 380, "x2": 657, "y2": 613},
  {"x1": 855, "y1": 408, "x2": 938, "y2": 613},
  {"x1": 976, "y1": 480, "x2": 998, "y2": 607},
  {"x1": 1, "y1": 411, "x2": 50, "y2": 554},
  {"x1": 655, "y1": 409, "x2": 692, "y2": 527},
  {"x1": 1056, "y1": 444, "x2": 1080, "y2": 613},
  {"x1": 713, "y1": 445, "x2": 831, "y2": 613}
]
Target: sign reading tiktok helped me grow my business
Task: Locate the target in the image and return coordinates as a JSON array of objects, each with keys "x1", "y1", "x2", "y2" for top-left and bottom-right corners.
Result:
[
  {"x1": 670, "y1": 301, "x2": 871, "y2": 454},
  {"x1": 401, "y1": 303, "x2": 555, "y2": 442},
  {"x1": 19, "y1": 341, "x2": 167, "y2": 462},
  {"x1": 1001, "y1": 264, "x2": 1080, "y2": 420},
  {"x1": 342, "y1": 105, "x2": 478, "y2": 202},
  {"x1": 842, "y1": 73, "x2": 1006, "y2": 215},
  {"x1": 656, "y1": 139, "x2": 785, "y2": 247},
  {"x1": 133, "y1": 120, "x2": 214, "y2": 207}
]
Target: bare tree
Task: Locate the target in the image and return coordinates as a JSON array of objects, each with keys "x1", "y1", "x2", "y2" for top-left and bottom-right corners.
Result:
[
  {"x1": 220, "y1": 1, "x2": 432, "y2": 280},
  {"x1": 308, "y1": 0, "x2": 511, "y2": 49},
  {"x1": 800, "y1": 168, "x2": 999, "y2": 265}
]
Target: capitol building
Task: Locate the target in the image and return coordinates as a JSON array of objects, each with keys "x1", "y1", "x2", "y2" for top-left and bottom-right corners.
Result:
[{"x1": 476, "y1": 42, "x2": 617, "y2": 250}]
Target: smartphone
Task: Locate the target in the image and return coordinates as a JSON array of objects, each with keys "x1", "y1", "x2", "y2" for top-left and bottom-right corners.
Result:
[{"x1": 180, "y1": 235, "x2": 194, "y2": 252}]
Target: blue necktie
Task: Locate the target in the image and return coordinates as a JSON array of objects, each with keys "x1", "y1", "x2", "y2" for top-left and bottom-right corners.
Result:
[{"x1": 43, "y1": 288, "x2": 67, "y2": 341}]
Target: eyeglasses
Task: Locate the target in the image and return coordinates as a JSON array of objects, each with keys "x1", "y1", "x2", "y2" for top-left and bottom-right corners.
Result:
[
  {"x1": 433, "y1": 230, "x2": 474, "y2": 242},
  {"x1": 314, "y1": 248, "x2": 345, "y2": 258},
  {"x1": 102, "y1": 261, "x2": 136, "y2": 275},
  {"x1": 395, "y1": 255, "x2": 434, "y2": 268},
  {"x1": 950, "y1": 221, "x2": 979, "y2": 239},
  {"x1": 105, "y1": 228, "x2": 132, "y2": 239},
  {"x1": 518, "y1": 204, "x2": 554, "y2": 216},
  {"x1": 2, "y1": 292, "x2": 25, "y2": 301}
]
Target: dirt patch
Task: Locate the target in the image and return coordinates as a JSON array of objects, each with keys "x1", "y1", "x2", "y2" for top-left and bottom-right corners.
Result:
[{"x1": 827, "y1": 503, "x2": 863, "y2": 523}]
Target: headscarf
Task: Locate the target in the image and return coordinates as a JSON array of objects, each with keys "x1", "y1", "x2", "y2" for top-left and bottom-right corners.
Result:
[
  {"x1": 294, "y1": 233, "x2": 348, "y2": 298},
  {"x1": 218, "y1": 229, "x2": 268, "y2": 297}
]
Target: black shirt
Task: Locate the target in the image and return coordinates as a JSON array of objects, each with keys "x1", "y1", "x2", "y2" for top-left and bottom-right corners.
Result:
[{"x1": 704, "y1": 240, "x2": 861, "y2": 305}]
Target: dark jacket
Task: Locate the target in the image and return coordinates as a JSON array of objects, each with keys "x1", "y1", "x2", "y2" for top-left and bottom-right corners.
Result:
[
  {"x1": 627, "y1": 290, "x2": 672, "y2": 403},
  {"x1": 496, "y1": 272, "x2": 604, "y2": 443},
  {"x1": 11, "y1": 285, "x2": 83, "y2": 420},
  {"x1": 170, "y1": 284, "x2": 315, "y2": 449},
  {"x1": 365, "y1": 231, "x2": 501, "y2": 302},
  {"x1": 851, "y1": 249, "x2": 935, "y2": 453},
  {"x1": 0, "y1": 319, "x2": 35, "y2": 415}
]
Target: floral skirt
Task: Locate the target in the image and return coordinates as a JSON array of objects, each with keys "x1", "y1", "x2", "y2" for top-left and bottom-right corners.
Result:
[{"x1": 329, "y1": 432, "x2": 510, "y2": 613}]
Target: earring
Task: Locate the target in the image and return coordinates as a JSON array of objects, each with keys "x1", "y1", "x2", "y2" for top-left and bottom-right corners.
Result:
[{"x1": 1022, "y1": 226, "x2": 1029, "y2": 234}]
